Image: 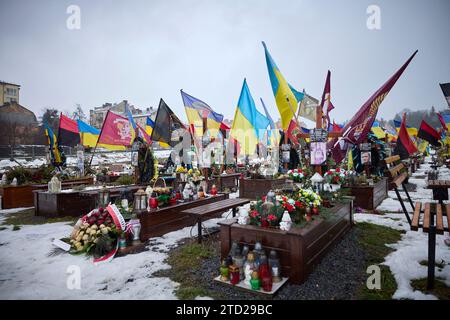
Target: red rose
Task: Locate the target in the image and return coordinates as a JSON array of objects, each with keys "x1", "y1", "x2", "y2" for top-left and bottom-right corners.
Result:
[
  {"x1": 261, "y1": 196, "x2": 266, "y2": 201},
  {"x1": 250, "y1": 210, "x2": 259, "y2": 218},
  {"x1": 336, "y1": 168, "x2": 340, "y2": 173},
  {"x1": 267, "y1": 214, "x2": 276, "y2": 221},
  {"x1": 295, "y1": 201, "x2": 302, "y2": 208},
  {"x1": 333, "y1": 176, "x2": 340, "y2": 183}
]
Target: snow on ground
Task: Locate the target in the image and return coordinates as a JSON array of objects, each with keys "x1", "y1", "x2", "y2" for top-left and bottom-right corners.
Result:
[
  {"x1": 355, "y1": 157, "x2": 450, "y2": 300},
  {"x1": 0, "y1": 193, "x2": 241, "y2": 300}
]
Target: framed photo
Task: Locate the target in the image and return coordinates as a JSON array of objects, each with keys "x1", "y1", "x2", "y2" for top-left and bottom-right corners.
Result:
[
  {"x1": 361, "y1": 151, "x2": 371, "y2": 165},
  {"x1": 310, "y1": 142, "x2": 326, "y2": 165}
]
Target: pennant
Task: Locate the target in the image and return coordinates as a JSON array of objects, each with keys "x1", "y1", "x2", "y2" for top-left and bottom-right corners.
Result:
[
  {"x1": 262, "y1": 41, "x2": 304, "y2": 130},
  {"x1": 58, "y1": 114, "x2": 80, "y2": 147},
  {"x1": 394, "y1": 113, "x2": 418, "y2": 159},
  {"x1": 436, "y1": 112, "x2": 448, "y2": 132},
  {"x1": 145, "y1": 117, "x2": 155, "y2": 136},
  {"x1": 320, "y1": 70, "x2": 334, "y2": 128},
  {"x1": 151, "y1": 99, "x2": 185, "y2": 148},
  {"x1": 329, "y1": 50, "x2": 418, "y2": 162},
  {"x1": 418, "y1": 120, "x2": 441, "y2": 147}
]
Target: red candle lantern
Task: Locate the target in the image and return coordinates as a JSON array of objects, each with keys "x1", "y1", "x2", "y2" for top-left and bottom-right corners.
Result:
[
  {"x1": 149, "y1": 192, "x2": 158, "y2": 209},
  {"x1": 210, "y1": 184, "x2": 218, "y2": 196},
  {"x1": 259, "y1": 263, "x2": 273, "y2": 292},
  {"x1": 229, "y1": 264, "x2": 240, "y2": 285}
]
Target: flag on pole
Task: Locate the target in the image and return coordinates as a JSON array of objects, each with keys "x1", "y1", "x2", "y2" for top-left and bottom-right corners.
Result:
[
  {"x1": 77, "y1": 120, "x2": 126, "y2": 150},
  {"x1": 260, "y1": 98, "x2": 280, "y2": 146},
  {"x1": 97, "y1": 111, "x2": 134, "y2": 147},
  {"x1": 145, "y1": 117, "x2": 155, "y2": 136},
  {"x1": 58, "y1": 114, "x2": 80, "y2": 147},
  {"x1": 320, "y1": 70, "x2": 334, "y2": 128},
  {"x1": 181, "y1": 90, "x2": 224, "y2": 138},
  {"x1": 151, "y1": 99, "x2": 185, "y2": 148},
  {"x1": 262, "y1": 41, "x2": 304, "y2": 130},
  {"x1": 44, "y1": 122, "x2": 64, "y2": 166},
  {"x1": 418, "y1": 120, "x2": 441, "y2": 147},
  {"x1": 394, "y1": 113, "x2": 418, "y2": 159},
  {"x1": 329, "y1": 50, "x2": 418, "y2": 163},
  {"x1": 298, "y1": 92, "x2": 319, "y2": 122},
  {"x1": 230, "y1": 79, "x2": 270, "y2": 155},
  {"x1": 440, "y1": 83, "x2": 450, "y2": 107},
  {"x1": 436, "y1": 112, "x2": 448, "y2": 132}
]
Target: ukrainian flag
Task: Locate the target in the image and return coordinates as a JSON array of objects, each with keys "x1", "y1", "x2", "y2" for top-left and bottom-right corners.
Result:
[
  {"x1": 262, "y1": 41, "x2": 304, "y2": 131},
  {"x1": 230, "y1": 79, "x2": 270, "y2": 155},
  {"x1": 181, "y1": 90, "x2": 224, "y2": 138},
  {"x1": 371, "y1": 121, "x2": 387, "y2": 139},
  {"x1": 125, "y1": 105, "x2": 137, "y2": 142},
  {"x1": 393, "y1": 119, "x2": 418, "y2": 136},
  {"x1": 44, "y1": 122, "x2": 62, "y2": 165},
  {"x1": 145, "y1": 117, "x2": 155, "y2": 136},
  {"x1": 77, "y1": 120, "x2": 125, "y2": 151}
]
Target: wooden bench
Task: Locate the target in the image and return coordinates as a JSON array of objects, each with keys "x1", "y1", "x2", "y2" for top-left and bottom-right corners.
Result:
[
  {"x1": 182, "y1": 198, "x2": 251, "y2": 243},
  {"x1": 389, "y1": 162, "x2": 449, "y2": 289},
  {"x1": 384, "y1": 155, "x2": 410, "y2": 187}
]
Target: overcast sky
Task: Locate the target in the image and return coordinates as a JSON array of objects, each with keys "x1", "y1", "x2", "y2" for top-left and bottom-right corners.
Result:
[{"x1": 0, "y1": 0, "x2": 449, "y2": 125}]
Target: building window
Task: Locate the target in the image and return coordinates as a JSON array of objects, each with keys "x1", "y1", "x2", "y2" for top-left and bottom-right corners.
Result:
[{"x1": 5, "y1": 88, "x2": 17, "y2": 96}]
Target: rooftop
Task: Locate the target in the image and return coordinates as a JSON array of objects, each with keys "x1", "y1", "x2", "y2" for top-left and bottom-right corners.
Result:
[{"x1": 0, "y1": 81, "x2": 20, "y2": 87}]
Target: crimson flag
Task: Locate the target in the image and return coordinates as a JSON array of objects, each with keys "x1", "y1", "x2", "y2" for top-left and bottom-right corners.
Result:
[
  {"x1": 329, "y1": 50, "x2": 418, "y2": 162},
  {"x1": 394, "y1": 113, "x2": 418, "y2": 159},
  {"x1": 418, "y1": 120, "x2": 441, "y2": 147},
  {"x1": 58, "y1": 114, "x2": 80, "y2": 147}
]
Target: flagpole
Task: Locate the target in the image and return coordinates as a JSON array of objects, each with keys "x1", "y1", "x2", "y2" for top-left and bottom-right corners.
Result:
[{"x1": 89, "y1": 110, "x2": 109, "y2": 166}]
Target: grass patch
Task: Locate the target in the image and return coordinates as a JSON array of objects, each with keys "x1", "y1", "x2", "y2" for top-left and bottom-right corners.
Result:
[
  {"x1": 410, "y1": 278, "x2": 450, "y2": 300},
  {"x1": 419, "y1": 260, "x2": 447, "y2": 270},
  {"x1": 1, "y1": 208, "x2": 77, "y2": 227},
  {"x1": 0, "y1": 226, "x2": 7, "y2": 231},
  {"x1": 155, "y1": 241, "x2": 216, "y2": 299},
  {"x1": 12, "y1": 225, "x2": 21, "y2": 231},
  {"x1": 355, "y1": 222, "x2": 403, "y2": 300}
]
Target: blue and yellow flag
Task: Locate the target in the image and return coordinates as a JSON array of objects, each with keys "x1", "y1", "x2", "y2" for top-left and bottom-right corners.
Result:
[
  {"x1": 260, "y1": 98, "x2": 280, "y2": 146},
  {"x1": 145, "y1": 117, "x2": 155, "y2": 136},
  {"x1": 262, "y1": 41, "x2": 304, "y2": 131},
  {"x1": 44, "y1": 122, "x2": 63, "y2": 166},
  {"x1": 125, "y1": 105, "x2": 137, "y2": 142},
  {"x1": 181, "y1": 90, "x2": 224, "y2": 138},
  {"x1": 230, "y1": 79, "x2": 270, "y2": 155},
  {"x1": 77, "y1": 119, "x2": 126, "y2": 150}
]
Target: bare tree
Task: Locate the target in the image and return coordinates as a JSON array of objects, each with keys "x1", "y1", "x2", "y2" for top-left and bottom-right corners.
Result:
[{"x1": 72, "y1": 104, "x2": 87, "y2": 121}]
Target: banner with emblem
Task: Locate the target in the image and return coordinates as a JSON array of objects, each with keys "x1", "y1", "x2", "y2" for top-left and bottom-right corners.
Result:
[
  {"x1": 97, "y1": 111, "x2": 134, "y2": 147},
  {"x1": 329, "y1": 50, "x2": 418, "y2": 163}
]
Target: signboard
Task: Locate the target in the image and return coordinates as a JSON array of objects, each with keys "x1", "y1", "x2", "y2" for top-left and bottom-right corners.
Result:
[
  {"x1": 310, "y1": 129, "x2": 328, "y2": 142},
  {"x1": 76, "y1": 145, "x2": 84, "y2": 177}
]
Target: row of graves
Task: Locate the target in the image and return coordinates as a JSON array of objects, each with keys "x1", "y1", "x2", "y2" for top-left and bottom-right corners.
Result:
[{"x1": 4, "y1": 46, "x2": 447, "y2": 294}]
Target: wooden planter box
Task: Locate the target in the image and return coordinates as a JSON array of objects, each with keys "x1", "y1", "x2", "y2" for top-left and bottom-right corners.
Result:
[
  {"x1": 239, "y1": 178, "x2": 287, "y2": 200},
  {"x1": 209, "y1": 173, "x2": 241, "y2": 192},
  {"x1": 344, "y1": 177, "x2": 388, "y2": 210},
  {"x1": 33, "y1": 190, "x2": 96, "y2": 218},
  {"x1": 219, "y1": 201, "x2": 353, "y2": 284},
  {"x1": 0, "y1": 185, "x2": 35, "y2": 209},
  {"x1": 0, "y1": 177, "x2": 94, "y2": 209},
  {"x1": 139, "y1": 193, "x2": 229, "y2": 241}
]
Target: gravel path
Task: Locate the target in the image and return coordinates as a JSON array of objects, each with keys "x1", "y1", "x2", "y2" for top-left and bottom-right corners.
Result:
[{"x1": 185, "y1": 227, "x2": 367, "y2": 300}]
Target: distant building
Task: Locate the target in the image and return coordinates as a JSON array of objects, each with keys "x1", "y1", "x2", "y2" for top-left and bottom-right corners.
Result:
[
  {"x1": 89, "y1": 100, "x2": 156, "y2": 129},
  {"x1": 0, "y1": 101, "x2": 42, "y2": 146},
  {"x1": 0, "y1": 81, "x2": 20, "y2": 104}
]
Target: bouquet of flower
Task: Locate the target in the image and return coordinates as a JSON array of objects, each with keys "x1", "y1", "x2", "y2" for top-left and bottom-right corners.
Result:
[
  {"x1": 323, "y1": 168, "x2": 347, "y2": 185},
  {"x1": 295, "y1": 188, "x2": 322, "y2": 208},
  {"x1": 67, "y1": 204, "x2": 126, "y2": 264},
  {"x1": 287, "y1": 168, "x2": 307, "y2": 183},
  {"x1": 187, "y1": 168, "x2": 204, "y2": 183},
  {"x1": 176, "y1": 166, "x2": 187, "y2": 173}
]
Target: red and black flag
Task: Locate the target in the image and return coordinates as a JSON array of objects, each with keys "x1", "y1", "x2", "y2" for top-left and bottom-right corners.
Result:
[
  {"x1": 418, "y1": 120, "x2": 441, "y2": 147},
  {"x1": 151, "y1": 99, "x2": 186, "y2": 147},
  {"x1": 440, "y1": 83, "x2": 450, "y2": 108},
  {"x1": 394, "y1": 113, "x2": 418, "y2": 159},
  {"x1": 58, "y1": 114, "x2": 80, "y2": 147}
]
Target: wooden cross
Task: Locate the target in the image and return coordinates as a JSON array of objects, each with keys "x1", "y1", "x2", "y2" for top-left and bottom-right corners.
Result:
[{"x1": 291, "y1": 105, "x2": 343, "y2": 174}]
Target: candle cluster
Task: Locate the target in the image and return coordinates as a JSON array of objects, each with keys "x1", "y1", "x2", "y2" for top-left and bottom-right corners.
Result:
[{"x1": 219, "y1": 241, "x2": 281, "y2": 292}]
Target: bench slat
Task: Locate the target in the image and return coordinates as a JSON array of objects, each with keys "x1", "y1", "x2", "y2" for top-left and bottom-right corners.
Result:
[
  {"x1": 411, "y1": 202, "x2": 421, "y2": 231},
  {"x1": 385, "y1": 155, "x2": 400, "y2": 165},
  {"x1": 436, "y1": 204, "x2": 444, "y2": 234},
  {"x1": 423, "y1": 203, "x2": 431, "y2": 233},
  {"x1": 390, "y1": 172, "x2": 408, "y2": 189},
  {"x1": 446, "y1": 204, "x2": 450, "y2": 234},
  {"x1": 183, "y1": 198, "x2": 250, "y2": 216},
  {"x1": 388, "y1": 163, "x2": 405, "y2": 177}
]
